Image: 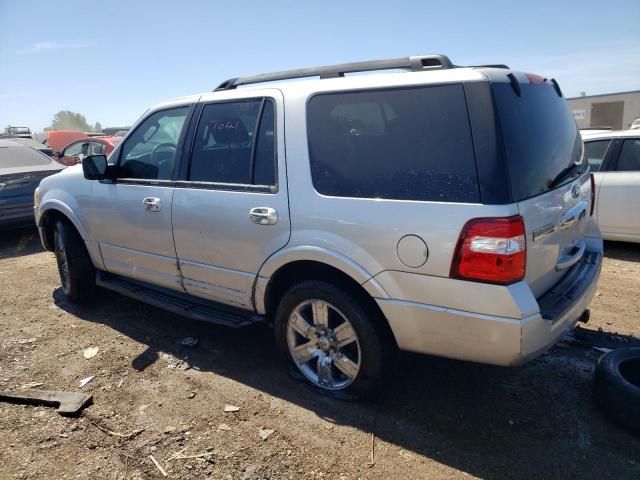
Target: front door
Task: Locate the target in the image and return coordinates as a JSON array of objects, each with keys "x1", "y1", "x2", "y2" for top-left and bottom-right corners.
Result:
[
  {"x1": 172, "y1": 91, "x2": 289, "y2": 309},
  {"x1": 83, "y1": 106, "x2": 191, "y2": 290}
]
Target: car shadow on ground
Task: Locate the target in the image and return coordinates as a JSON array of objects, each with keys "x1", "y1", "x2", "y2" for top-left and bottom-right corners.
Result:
[
  {"x1": 0, "y1": 226, "x2": 43, "y2": 260},
  {"x1": 52, "y1": 287, "x2": 640, "y2": 480},
  {"x1": 604, "y1": 240, "x2": 640, "y2": 262}
]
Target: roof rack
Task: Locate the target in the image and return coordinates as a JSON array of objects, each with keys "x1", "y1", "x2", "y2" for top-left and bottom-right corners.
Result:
[{"x1": 214, "y1": 54, "x2": 455, "y2": 91}]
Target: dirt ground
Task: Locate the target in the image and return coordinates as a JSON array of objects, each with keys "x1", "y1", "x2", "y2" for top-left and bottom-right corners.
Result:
[{"x1": 0, "y1": 227, "x2": 638, "y2": 480}]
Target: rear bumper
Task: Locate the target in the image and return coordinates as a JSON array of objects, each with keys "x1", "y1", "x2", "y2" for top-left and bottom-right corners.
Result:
[{"x1": 375, "y1": 248, "x2": 602, "y2": 366}]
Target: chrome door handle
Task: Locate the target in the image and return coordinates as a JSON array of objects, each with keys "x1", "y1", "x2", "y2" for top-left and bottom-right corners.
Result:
[
  {"x1": 249, "y1": 207, "x2": 277, "y2": 225},
  {"x1": 142, "y1": 197, "x2": 161, "y2": 212}
]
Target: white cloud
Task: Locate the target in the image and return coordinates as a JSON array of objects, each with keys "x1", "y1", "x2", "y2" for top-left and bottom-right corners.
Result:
[{"x1": 16, "y1": 41, "x2": 90, "y2": 55}]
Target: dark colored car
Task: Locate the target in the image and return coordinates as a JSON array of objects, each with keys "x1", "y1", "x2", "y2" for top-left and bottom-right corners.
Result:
[{"x1": 0, "y1": 139, "x2": 64, "y2": 229}]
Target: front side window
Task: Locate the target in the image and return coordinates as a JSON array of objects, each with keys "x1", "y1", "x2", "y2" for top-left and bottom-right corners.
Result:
[
  {"x1": 88, "y1": 141, "x2": 106, "y2": 155},
  {"x1": 189, "y1": 98, "x2": 276, "y2": 185},
  {"x1": 306, "y1": 85, "x2": 479, "y2": 202},
  {"x1": 119, "y1": 107, "x2": 189, "y2": 180},
  {"x1": 63, "y1": 141, "x2": 88, "y2": 157},
  {"x1": 584, "y1": 140, "x2": 611, "y2": 172},
  {"x1": 617, "y1": 139, "x2": 640, "y2": 171}
]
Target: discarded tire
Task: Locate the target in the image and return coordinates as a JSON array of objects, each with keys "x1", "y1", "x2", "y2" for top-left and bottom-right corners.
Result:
[{"x1": 593, "y1": 348, "x2": 640, "y2": 432}]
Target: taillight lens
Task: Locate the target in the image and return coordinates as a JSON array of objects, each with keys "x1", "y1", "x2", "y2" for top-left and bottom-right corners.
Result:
[
  {"x1": 450, "y1": 216, "x2": 526, "y2": 285},
  {"x1": 590, "y1": 173, "x2": 596, "y2": 216}
]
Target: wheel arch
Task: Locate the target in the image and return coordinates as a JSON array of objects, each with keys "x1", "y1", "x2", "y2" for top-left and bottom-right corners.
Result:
[
  {"x1": 256, "y1": 254, "x2": 396, "y2": 347},
  {"x1": 39, "y1": 204, "x2": 87, "y2": 251},
  {"x1": 38, "y1": 202, "x2": 104, "y2": 270}
]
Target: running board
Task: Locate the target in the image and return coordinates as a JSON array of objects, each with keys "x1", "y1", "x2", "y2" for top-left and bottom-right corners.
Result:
[{"x1": 96, "y1": 271, "x2": 263, "y2": 328}]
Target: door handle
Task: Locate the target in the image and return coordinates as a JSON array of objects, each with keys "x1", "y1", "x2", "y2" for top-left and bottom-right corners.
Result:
[
  {"x1": 142, "y1": 197, "x2": 161, "y2": 212},
  {"x1": 249, "y1": 207, "x2": 277, "y2": 225}
]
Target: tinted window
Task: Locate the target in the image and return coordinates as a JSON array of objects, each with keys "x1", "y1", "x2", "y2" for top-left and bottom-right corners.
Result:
[
  {"x1": 307, "y1": 85, "x2": 479, "y2": 202},
  {"x1": 584, "y1": 140, "x2": 611, "y2": 172},
  {"x1": 617, "y1": 139, "x2": 640, "y2": 171},
  {"x1": 189, "y1": 99, "x2": 276, "y2": 185},
  {"x1": 120, "y1": 107, "x2": 188, "y2": 180},
  {"x1": 492, "y1": 83, "x2": 583, "y2": 201}
]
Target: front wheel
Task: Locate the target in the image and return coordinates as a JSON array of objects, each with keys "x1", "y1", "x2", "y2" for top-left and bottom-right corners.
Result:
[
  {"x1": 53, "y1": 220, "x2": 96, "y2": 303},
  {"x1": 274, "y1": 280, "x2": 392, "y2": 399}
]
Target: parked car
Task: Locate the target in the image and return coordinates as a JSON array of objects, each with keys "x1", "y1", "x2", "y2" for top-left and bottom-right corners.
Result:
[
  {"x1": 46, "y1": 130, "x2": 121, "y2": 156},
  {"x1": 630, "y1": 118, "x2": 640, "y2": 130},
  {"x1": 54, "y1": 136, "x2": 121, "y2": 166},
  {"x1": 582, "y1": 129, "x2": 640, "y2": 243},
  {"x1": 0, "y1": 139, "x2": 63, "y2": 229},
  {"x1": 34, "y1": 55, "x2": 602, "y2": 398},
  {"x1": 3, "y1": 125, "x2": 32, "y2": 137},
  {"x1": 9, "y1": 137, "x2": 54, "y2": 157}
]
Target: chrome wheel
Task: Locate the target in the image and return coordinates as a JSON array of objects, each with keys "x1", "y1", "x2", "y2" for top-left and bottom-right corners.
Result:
[
  {"x1": 286, "y1": 299, "x2": 361, "y2": 390},
  {"x1": 54, "y1": 232, "x2": 70, "y2": 292}
]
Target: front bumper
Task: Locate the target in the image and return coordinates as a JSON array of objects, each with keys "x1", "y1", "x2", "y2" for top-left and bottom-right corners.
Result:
[{"x1": 375, "y1": 249, "x2": 602, "y2": 366}]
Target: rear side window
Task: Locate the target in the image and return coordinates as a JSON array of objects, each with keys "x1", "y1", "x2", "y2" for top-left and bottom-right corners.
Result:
[
  {"x1": 584, "y1": 140, "x2": 611, "y2": 172},
  {"x1": 492, "y1": 83, "x2": 583, "y2": 201},
  {"x1": 0, "y1": 145, "x2": 50, "y2": 168},
  {"x1": 307, "y1": 85, "x2": 479, "y2": 202},
  {"x1": 189, "y1": 98, "x2": 276, "y2": 185},
  {"x1": 616, "y1": 139, "x2": 640, "y2": 171}
]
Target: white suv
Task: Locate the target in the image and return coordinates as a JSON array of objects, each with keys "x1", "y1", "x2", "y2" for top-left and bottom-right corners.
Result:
[{"x1": 34, "y1": 55, "x2": 603, "y2": 398}]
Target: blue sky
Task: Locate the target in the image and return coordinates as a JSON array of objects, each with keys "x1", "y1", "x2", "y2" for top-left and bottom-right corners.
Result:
[{"x1": 0, "y1": 0, "x2": 638, "y2": 132}]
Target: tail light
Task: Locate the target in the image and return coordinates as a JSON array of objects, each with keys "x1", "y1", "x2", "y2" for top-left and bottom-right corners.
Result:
[
  {"x1": 450, "y1": 216, "x2": 526, "y2": 285},
  {"x1": 590, "y1": 173, "x2": 596, "y2": 216}
]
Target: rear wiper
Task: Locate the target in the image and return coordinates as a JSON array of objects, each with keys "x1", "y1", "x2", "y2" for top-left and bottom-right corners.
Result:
[{"x1": 549, "y1": 163, "x2": 583, "y2": 189}]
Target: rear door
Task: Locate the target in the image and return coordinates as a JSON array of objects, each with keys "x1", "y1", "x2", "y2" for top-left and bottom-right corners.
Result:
[
  {"x1": 171, "y1": 90, "x2": 289, "y2": 309},
  {"x1": 491, "y1": 80, "x2": 592, "y2": 297},
  {"x1": 597, "y1": 137, "x2": 640, "y2": 239}
]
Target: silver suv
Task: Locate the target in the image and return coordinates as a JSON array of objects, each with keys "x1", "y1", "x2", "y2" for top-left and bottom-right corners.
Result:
[{"x1": 34, "y1": 55, "x2": 603, "y2": 398}]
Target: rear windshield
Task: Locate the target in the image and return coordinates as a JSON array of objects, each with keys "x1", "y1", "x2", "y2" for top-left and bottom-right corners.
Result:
[
  {"x1": 0, "y1": 145, "x2": 51, "y2": 168},
  {"x1": 307, "y1": 84, "x2": 479, "y2": 202},
  {"x1": 492, "y1": 83, "x2": 583, "y2": 201}
]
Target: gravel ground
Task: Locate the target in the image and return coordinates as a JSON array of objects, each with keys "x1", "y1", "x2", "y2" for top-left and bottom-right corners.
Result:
[{"x1": 0, "y1": 227, "x2": 638, "y2": 480}]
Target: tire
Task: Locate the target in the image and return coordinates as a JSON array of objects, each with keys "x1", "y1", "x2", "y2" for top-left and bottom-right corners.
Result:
[
  {"x1": 593, "y1": 347, "x2": 640, "y2": 432},
  {"x1": 274, "y1": 280, "x2": 393, "y2": 400},
  {"x1": 53, "y1": 220, "x2": 96, "y2": 303}
]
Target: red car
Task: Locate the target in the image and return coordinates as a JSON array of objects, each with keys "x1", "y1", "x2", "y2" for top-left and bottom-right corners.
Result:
[{"x1": 47, "y1": 131, "x2": 121, "y2": 166}]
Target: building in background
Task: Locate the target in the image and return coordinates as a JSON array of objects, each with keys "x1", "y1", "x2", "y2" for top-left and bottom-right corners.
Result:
[{"x1": 567, "y1": 90, "x2": 640, "y2": 130}]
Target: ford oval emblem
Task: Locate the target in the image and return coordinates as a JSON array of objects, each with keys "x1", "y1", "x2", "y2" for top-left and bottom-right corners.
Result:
[{"x1": 571, "y1": 184, "x2": 581, "y2": 199}]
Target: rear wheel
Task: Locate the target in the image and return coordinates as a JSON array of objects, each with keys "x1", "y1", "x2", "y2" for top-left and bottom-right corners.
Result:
[
  {"x1": 53, "y1": 220, "x2": 96, "y2": 303},
  {"x1": 274, "y1": 280, "x2": 392, "y2": 399}
]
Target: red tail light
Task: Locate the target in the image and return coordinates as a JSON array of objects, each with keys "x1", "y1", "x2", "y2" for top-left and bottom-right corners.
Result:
[
  {"x1": 450, "y1": 216, "x2": 526, "y2": 285},
  {"x1": 590, "y1": 173, "x2": 596, "y2": 216}
]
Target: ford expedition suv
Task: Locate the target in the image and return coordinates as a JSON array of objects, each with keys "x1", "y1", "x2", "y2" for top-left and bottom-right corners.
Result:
[{"x1": 34, "y1": 55, "x2": 602, "y2": 398}]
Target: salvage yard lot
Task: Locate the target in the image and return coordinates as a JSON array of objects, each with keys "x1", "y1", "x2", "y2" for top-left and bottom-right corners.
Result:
[{"x1": 0, "y1": 228, "x2": 639, "y2": 480}]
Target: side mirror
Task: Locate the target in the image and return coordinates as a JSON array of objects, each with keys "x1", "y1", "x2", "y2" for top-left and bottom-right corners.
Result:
[{"x1": 82, "y1": 154, "x2": 108, "y2": 180}]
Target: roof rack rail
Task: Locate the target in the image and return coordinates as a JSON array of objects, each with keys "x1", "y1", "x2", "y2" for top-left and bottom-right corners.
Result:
[{"x1": 214, "y1": 54, "x2": 454, "y2": 91}]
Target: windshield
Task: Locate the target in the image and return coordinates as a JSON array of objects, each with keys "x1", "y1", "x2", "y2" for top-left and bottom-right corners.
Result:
[{"x1": 492, "y1": 82, "x2": 584, "y2": 201}]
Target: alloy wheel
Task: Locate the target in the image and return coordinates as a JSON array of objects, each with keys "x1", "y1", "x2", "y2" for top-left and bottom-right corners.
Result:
[{"x1": 286, "y1": 299, "x2": 361, "y2": 390}]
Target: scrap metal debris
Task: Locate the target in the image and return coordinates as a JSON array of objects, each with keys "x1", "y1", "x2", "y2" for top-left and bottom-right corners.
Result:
[
  {"x1": 0, "y1": 390, "x2": 92, "y2": 416},
  {"x1": 224, "y1": 404, "x2": 240, "y2": 412}
]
